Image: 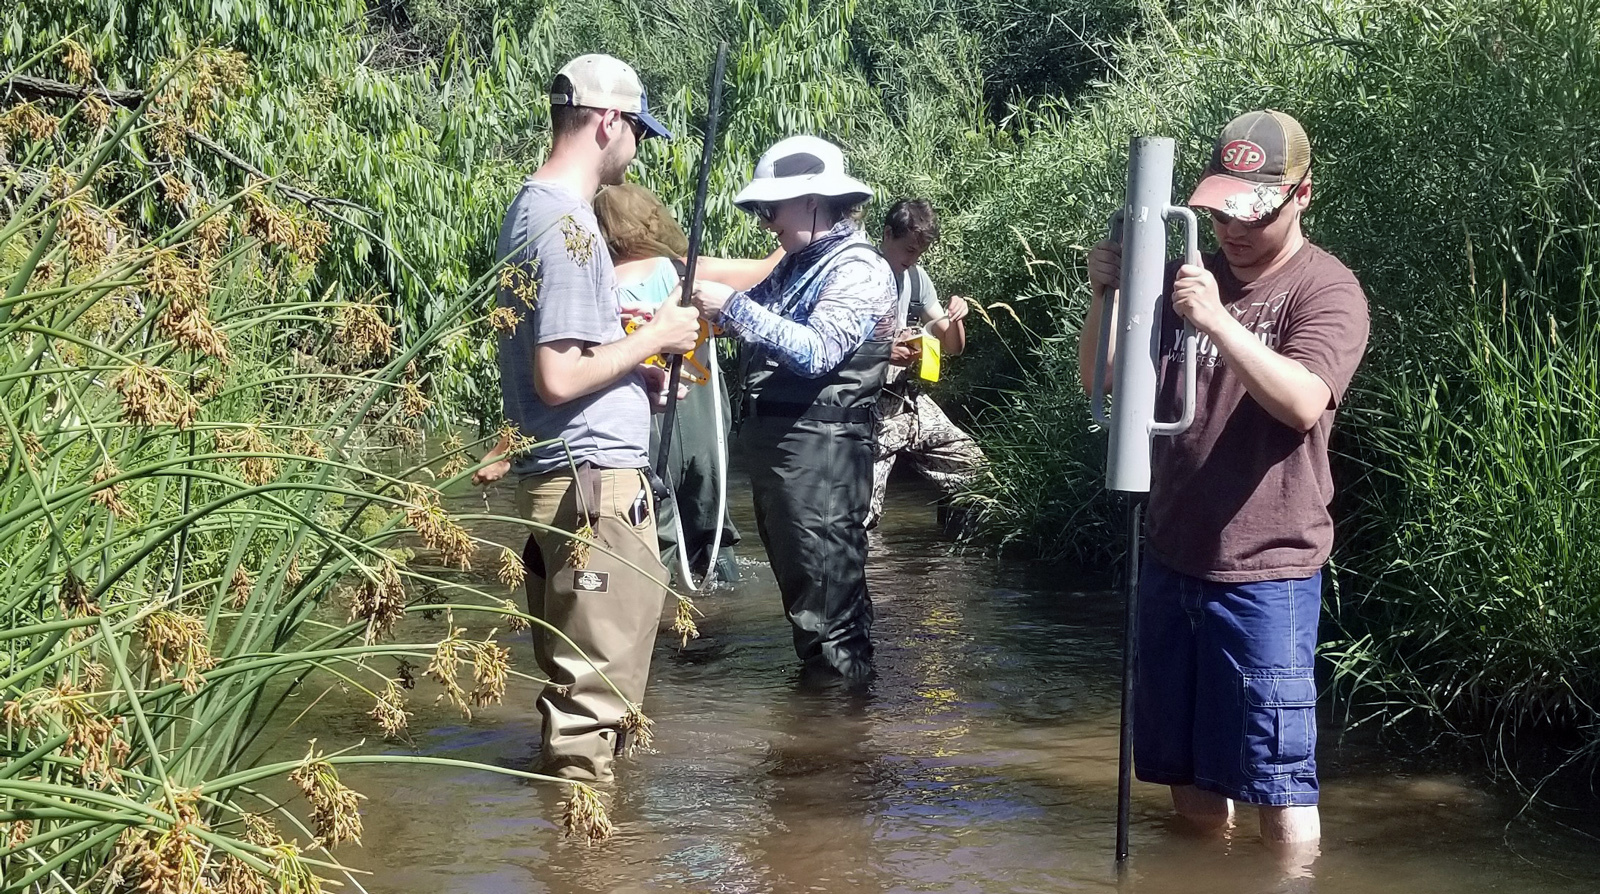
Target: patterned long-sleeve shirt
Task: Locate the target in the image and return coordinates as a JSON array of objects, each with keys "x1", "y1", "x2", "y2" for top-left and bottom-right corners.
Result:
[{"x1": 720, "y1": 227, "x2": 898, "y2": 378}]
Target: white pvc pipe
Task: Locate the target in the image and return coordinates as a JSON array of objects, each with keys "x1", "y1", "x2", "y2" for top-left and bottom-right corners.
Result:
[{"x1": 666, "y1": 334, "x2": 729, "y2": 593}]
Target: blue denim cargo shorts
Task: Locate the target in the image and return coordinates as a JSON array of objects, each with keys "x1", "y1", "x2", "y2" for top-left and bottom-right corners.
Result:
[{"x1": 1132, "y1": 556, "x2": 1321, "y2": 807}]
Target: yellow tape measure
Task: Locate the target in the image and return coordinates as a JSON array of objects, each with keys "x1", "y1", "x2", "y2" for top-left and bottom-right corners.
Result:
[{"x1": 624, "y1": 315, "x2": 714, "y2": 385}]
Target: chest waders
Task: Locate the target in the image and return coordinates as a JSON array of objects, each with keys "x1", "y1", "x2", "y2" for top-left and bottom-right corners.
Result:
[{"x1": 736, "y1": 242, "x2": 891, "y2": 685}]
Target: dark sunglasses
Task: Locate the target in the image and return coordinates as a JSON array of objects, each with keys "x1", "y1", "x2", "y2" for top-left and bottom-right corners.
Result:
[
  {"x1": 1209, "y1": 176, "x2": 1308, "y2": 230},
  {"x1": 620, "y1": 113, "x2": 648, "y2": 141},
  {"x1": 749, "y1": 202, "x2": 779, "y2": 223}
]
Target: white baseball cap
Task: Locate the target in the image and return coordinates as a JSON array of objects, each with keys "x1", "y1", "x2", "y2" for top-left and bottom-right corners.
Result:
[
  {"x1": 549, "y1": 54, "x2": 671, "y2": 141},
  {"x1": 733, "y1": 136, "x2": 873, "y2": 210}
]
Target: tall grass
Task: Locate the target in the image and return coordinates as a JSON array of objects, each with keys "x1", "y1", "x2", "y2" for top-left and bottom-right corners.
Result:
[
  {"x1": 0, "y1": 49, "x2": 650, "y2": 890},
  {"x1": 957, "y1": 0, "x2": 1600, "y2": 772},
  {"x1": 1326, "y1": 222, "x2": 1600, "y2": 757}
]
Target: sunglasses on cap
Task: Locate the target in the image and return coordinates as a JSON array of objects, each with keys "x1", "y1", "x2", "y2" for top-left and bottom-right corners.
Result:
[{"x1": 1208, "y1": 175, "x2": 1308, "y2": 230}]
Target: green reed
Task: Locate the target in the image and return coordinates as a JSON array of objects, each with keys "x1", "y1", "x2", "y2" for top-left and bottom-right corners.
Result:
[
  {"x1": 0, "y1": 46, "x2": 665, "y2": 892},
  {"x1": 1326, "y1": 222, "x2": 1600, "y2": 762}
]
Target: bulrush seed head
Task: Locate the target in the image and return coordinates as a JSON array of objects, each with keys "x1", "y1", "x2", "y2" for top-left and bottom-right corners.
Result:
[
  {"x1": 141, "y1": 610, "x2": 216, "y2": 693},
  {"x1": 159, "y1": 173, "x2": 191, "y2": 207},
  {"x1": 1, "y1": 102, "x2": 58, "y2": 143},
  {"x1": 60, "y1": 197, "x2": 111, "y2": 265},
  {"x1": 148, "y1": 248, "x2": 230, "y2": 361},
  {"x1": 499, "y1": 263, "x2": 540, "y2": 308},
  {"x1": 82, "y1": 93, "x2": 112, "y2": 128},
  {"x1": 496, "y1": 421, "x2": 539, "y2": 456},
  {"x1": 348, "y1": 559, "x2": 406, "y2": 642},
  {"x1": 404, "y1": 485, "x2": 475, "y2": 570},
  {"x1": 272, "y1": 843, "x2": 324, "y2": 894},
  {"x1": 58, "y1": 570, "x2": 100, "y2": 617},
  {"x1": 217, "y1": 855, "x2": 273, "y2": 894},
  {"x1": 369, "y1": 678, "x2": 411, "y2": 739},
  {"x1": 229, "y1": 566, "x2": 254, "y2": 609},
  {"x1": 88, "y1": 462, "x2": 128, "y2": 518},
  {"x1": 194, "y1": 207, "x2": 231, "y2": 259},
  {"x1": 497, "y1": 548, "x2": 526, "y2": 589},
  {"x1": 672, "y1": 595, "x2": 701, "y2": 648},
  {"x1": 242, "y1": 188, "x2": 293, "y2": 246},
  {"x1": 561, "y1": 783, "x2": 615, "y2": 843},
  {"x1": 113, "y1": 364, "x2": 200, "y2": 429},
  {"x1": 500, "y1": 598, "x2": 531, "y2": 633},
  {"x1": 400, "y1": 380, "x2": 432, "y2": 419},
  {"x1": 241, "y1": 814, "x2": 278, "y2": 848},
  {"x1": 335, "y1": 301, "x2": 394, "y2": 365},
  {"x1": 290, "y1": 429, "x2": 328, "y2": 461},
  {"x1": 568, "y1": 524, "x2": 594, "y2": 571},
  {"x1": 62, "y1": 39, "x2": 93, "y2": 83},
  {"x1": 290, "y1": 744, "x2": 366, "y2": 847},
  {"x1": 427, "y1": 629, "x2": 471, "y2": 717},
  {"x1": 214, "y1": 427, "x2": 278, "y2": 485},
  {"x1": 469, "y1": 637, "x2": 511, "y2": 708},
  {"x1": 619, "y1": 706, "x2": 656, "y2": 755},
  {"x1": 106, "y1": 790, "x2": 206, "y2": 893},
  {"x1": 488, "y1": 305, "x2": 522, "y2": 333}
]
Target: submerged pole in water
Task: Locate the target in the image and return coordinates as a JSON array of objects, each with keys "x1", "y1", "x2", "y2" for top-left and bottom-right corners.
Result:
[{"x1": 1090, "y1": 136, "x2": 1201, "y2": 865}]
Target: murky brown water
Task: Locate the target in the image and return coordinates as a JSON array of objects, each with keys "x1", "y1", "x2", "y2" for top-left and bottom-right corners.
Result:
[{"x1": 283, "y1": 473, "x2": 1600, "y2": 894}]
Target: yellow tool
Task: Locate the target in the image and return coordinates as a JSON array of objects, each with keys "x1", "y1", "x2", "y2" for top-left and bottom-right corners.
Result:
[
  {"x1": 917, "y1": 328, "x2": 941, "y2": 383},
  {"x1": 624, "y1": 315, "x2": 713, "y2": 385}
]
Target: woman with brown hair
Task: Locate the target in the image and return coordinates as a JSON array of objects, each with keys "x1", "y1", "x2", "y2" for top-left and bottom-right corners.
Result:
[{"x1": 593, "y1": 183, "x2": 780, "y2": 585}]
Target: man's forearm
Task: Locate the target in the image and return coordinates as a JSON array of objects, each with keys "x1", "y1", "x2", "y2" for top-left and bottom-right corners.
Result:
[
  {"x1": 1077, "y1": 286, "x2": 1116, "y2": 394},
  {"x1": 929, "y1": 317, "x2": 965, "y2": 356},
  {"x1": 535, "y1": 331, "x2": 663, "y2": 406},
  {"x1": 1205, "y1": 317, "x2": 1330, "y2": 432}
]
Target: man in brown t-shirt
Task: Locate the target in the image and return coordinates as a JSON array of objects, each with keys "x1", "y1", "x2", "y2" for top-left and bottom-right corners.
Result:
[{"x1": 1077, "y1": 111, "x2": 1369, "y2": 852}]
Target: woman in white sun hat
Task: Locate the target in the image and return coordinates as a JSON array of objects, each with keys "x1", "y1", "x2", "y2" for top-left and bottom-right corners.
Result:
[{"x1": 691, "y1": 135, "x2": 898, "y2": 687}]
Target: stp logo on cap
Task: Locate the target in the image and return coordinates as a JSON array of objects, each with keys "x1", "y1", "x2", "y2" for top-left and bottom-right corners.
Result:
[{"x1": 1220, "y1": 139, "x2": 1267, "y2": 173}]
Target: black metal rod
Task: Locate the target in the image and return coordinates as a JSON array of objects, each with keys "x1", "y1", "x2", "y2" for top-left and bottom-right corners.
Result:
[
  {"x1": 655, "y1": 42, "x2": 729, "y2": 483},
  {"x1": 1116, "y1": 493, "x2": 1144, "y2": 864}
]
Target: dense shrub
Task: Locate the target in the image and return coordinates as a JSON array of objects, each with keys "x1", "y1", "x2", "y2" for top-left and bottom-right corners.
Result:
[{"x1": 957, "y1": 0, "x2": 1600, "y2": 766}]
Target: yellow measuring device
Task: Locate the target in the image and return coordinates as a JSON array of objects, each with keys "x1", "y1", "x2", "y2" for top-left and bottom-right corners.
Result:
[{"x1": 916, "y1": 328, "x2": 941, "y2": 383}]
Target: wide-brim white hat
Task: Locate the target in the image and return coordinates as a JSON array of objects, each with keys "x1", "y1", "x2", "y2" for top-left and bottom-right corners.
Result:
[{"x1": 733, "y1": 135, "x2": 873, "y2": 210}]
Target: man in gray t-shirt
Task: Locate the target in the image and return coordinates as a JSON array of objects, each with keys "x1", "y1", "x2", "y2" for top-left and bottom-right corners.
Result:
[
  {"x1": 477, "y1": 54, "x2": 698, "y2": 783},
  {"x1": 496, "y1": 179, "x2": 651, "y2": 475}
]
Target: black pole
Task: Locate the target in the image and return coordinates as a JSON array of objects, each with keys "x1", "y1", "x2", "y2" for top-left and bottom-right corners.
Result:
[
  {"x1": 1116, "y1": 492, "x2": 1144, "y2": 864},
  {"x1": 655, "y1": 42, "x2": 729, "y2": 483}
]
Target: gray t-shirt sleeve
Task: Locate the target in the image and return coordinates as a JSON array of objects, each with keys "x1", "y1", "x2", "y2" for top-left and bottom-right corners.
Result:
[
  {"x1": 534, "y1": 213, "x2": 616, "y2": 346},
  {"x1": 914, "y1": 267, "x2": 945, "y2": 322}
]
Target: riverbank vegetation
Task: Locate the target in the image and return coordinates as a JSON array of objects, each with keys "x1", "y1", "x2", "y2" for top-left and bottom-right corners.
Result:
[
  {"x1": 5, "y1": 1, "x2": 1599, "y2": 881},
  {"x1": 0, "y1": 41, "x2": 646, "y2": 890}
]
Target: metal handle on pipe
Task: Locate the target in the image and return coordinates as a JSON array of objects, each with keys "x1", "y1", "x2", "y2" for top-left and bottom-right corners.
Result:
[
  {"x1": 1150, "y1": 205, "x2": 1201, "y2": 436},
  {"x1": 1089, "y1": 209, "x2": 1125, "y2": 428}
]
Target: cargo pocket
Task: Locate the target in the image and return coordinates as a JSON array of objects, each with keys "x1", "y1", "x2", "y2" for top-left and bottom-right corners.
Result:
[{"x1": 1240, "y1": 669, "x2": 1317, "y2": 779}]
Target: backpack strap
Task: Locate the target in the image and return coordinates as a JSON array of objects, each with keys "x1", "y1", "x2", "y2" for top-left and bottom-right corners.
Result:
[{"x1": 907, "y1": 264, "x2": 925, "y2": 327}]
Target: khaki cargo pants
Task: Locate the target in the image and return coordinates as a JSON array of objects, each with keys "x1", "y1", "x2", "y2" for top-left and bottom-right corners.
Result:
[{"x1": 517, "y1": 466, "x2": 667, "y2": 782}]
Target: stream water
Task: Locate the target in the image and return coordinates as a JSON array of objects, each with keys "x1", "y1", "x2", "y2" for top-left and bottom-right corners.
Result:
[{"x1": 289, "y1": 474, "x2": 1600, "y2": 894}]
